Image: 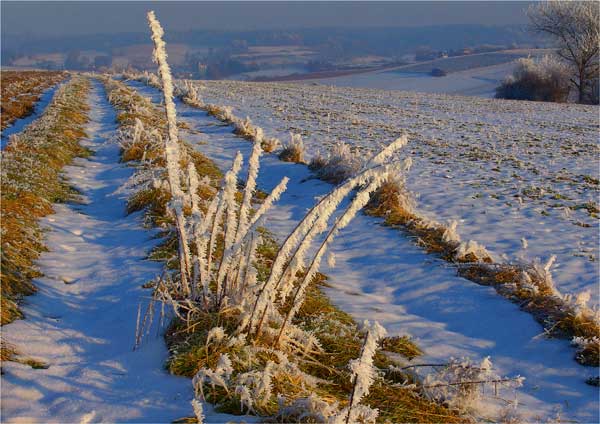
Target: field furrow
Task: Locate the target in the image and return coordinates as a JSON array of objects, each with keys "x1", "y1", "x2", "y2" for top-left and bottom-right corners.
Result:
[{"x1": 1, "y1": 80, "x2": 198, "y2": 422}]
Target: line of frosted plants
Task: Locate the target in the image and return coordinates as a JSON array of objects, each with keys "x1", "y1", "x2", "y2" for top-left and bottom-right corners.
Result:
[
  {"x1": 133, "y1": 10, "x2": 524, "y2": 423},
  {"x1": 114, "y1": 72, "x2": 523, "y2": 422},
  {"x1": 133, "y1": 11, "x2": 419, "y2": 423},
  {"x1": 126, "y1": 57, "x2": 599, "y2": 369}
]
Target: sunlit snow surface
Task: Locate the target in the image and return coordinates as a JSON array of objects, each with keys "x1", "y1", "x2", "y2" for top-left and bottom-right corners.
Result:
[
  {"x1": 311, "y1": 62, "x2": 519, "y2": 98},
  {"x1": 129, "y1": 80, "x2": 598, "y2": 423},
  {"x1": 0, "y1": 81, "x2": 251, "y2": 423},
  {"x1": 195, "y1": 79, "x2": 600, "y2": 309}
]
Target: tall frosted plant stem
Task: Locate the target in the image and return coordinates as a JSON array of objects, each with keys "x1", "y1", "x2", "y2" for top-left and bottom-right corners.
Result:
[
  {"x1": 147, "y1": 10, "x2": 192, "y2": 294},
  {"x1": 217, "y1": 142, "x2": 262, "y2": 303},
  {"x1": 249, "y1": 162, "x2": 402, "y2": 338},
  {"x1": 215, "y1": 152, "x2": 243, "y2": 307},
  {"x1": 237, "y1": 141, "x2": 262, "y2": 243},
  {"x1": 343, "y1": 321, "x2": 387, "y2": 424},
  {"x1": 274, "y1": 174, "x2": 390, "y2": 347}
]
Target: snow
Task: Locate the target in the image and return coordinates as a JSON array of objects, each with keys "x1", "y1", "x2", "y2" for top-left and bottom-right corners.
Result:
[
  {"x1": 308, "y1": 62, "x2": 519, "y2": 98},
  {"x1": 231, "y1": 66, "x2": 307, "y2": 81},
  {"x1": 193, "y1": 79, "x2": 600, "y2": 309},
  {"x1": 126, "y1": 80, "x2": 599, "y2": 423},
  {"x1": 1, "y1": 82, "x2": 64, "y2": 150},
  {"x1": 0, "y1": 80, "x2": 243, "y2": 423}
]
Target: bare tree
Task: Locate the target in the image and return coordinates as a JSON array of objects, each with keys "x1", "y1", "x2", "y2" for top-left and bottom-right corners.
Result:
[{"x1": 528, "y1": 1, "x2": 599, "y2": 103}]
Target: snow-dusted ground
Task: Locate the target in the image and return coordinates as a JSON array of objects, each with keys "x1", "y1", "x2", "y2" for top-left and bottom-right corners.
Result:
[
  {"x1": 0, "y1": 81, "x2": 245, "y2": 423},
  {"x1": 231, "y1": 66, "x2": 307, "y2": 81},
  {"x1": 128, "y1": 80, "x2": 599, "y2": 423},
  {"x1": 308, "y1": 62, "x2": 517, "y2": 97},
  {"x1": 193, "y1": 79, "x2": 600, "y2": 309},
  {"x1": 1, "y1": 82, "x2": 63, "y2": 150}
]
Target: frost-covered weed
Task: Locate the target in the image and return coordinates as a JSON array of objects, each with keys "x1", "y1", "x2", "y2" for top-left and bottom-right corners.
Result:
[
  {"x1": 260, "y1": 135, "x2": 280, "y2": 153},
  {"x1": 279, "y1": 132, "x2": 306, "y2": 163},
  {"x1": 275, "y1": 393, "x2": 338, "y2": 423},
  {"x1": 571, "y1": 336, "x2": 600, "y2": 366},
  {"x1": 180, "y1": 80, "x2": 204, "y2": 107},
  {"x1": 329, "y1": 321, "x2": 387, "y2": 424},
  {"x1": 232, "y1": 116, "x2": 258, "y2": 140},
  {"x1": 308, "y1": 150, "x2": 329, "y2": 171},
  {"x1": 206, "y1": 104, "x2": 236, "y2": 123},
  {"x1": 309, "y1": 142, "x2": 364, "y2": 184},
  {"x1": 191, "y1": 399, "x2": 205, "y2": 424},
  {"x1": 422, "y1": 357, "x2": 524, "y2": 413},
  {"x1": 442, "y1": 220, "x2": 461, "y2": 244},
  {"x1": 148, "y1": 10, "x2": 194, "y2": 294},
  {"x1": 455, "y1": 240, "x2": 492, "y2": 263}
]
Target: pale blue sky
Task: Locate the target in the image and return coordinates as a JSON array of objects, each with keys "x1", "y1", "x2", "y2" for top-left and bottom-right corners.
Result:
[{"x1": 2, "y1": 1, "x2": 532, "y2": 36}]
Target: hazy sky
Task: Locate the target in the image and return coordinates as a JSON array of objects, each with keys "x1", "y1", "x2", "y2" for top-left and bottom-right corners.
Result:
[{"x1": 2, "y1": 1, "x2": 532, "y2": 36}]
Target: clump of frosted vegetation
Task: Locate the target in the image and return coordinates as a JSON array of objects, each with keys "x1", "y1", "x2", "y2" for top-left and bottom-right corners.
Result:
[
  {"x1": 495, "y1": 55, "x2": 571, "y2": 102},
  {"x1": 139, "y1": 10, "x2": 429, "y2": 421},
  {"x1": 571, "y1": 335, "x2": 600, "y2": 366},
  {"x1": 208, "y1": 104, "x2": 236, "y2": 123},
  {"x1": 422, "y1": 357, "x2": 524, "y2": 413},
  {"x1": 278, "y1": 132, "x2": 306, "y2": 163},
  {"x1": 442, "y1": 220, "x2": 461, "y2": 244},
  {"x1": 232, "y1": 116, "x2": 258, "y2": 140},
  {"x1": 125, "y1": 70, "x2": 161, "y2": 89},
  {"x1": 179, "y1": 80, "x2": 204, "y2": 107},
  {"x1": 309, "y1": 142, "x2": 364, "y2": 184},
  {"x1": 158, "y1": 141, "x2": 407, "y2": 420},
  {"x1": 455, "y1": 240, "x2": 492, "y2": 263},
  {"x1": 260, "y1": 135, "x2": 280, "y2": 153}
]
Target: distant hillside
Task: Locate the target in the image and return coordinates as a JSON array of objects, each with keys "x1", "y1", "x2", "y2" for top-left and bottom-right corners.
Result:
[{"x1": 2, "y1": 24, "x2": 548, "y2": 74}]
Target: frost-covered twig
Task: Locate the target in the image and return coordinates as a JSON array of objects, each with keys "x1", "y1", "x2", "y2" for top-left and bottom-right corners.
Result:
[{"x1": 329, "y1": 320, "x2": 387, "y2": 424}]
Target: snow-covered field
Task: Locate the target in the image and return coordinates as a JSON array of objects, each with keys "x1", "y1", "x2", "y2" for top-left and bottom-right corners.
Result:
[
  {"x1": 292, "y1": 49, "x2": 551, "y2": 97},
  {"x1": 192, "y1": 79, "x2": 600, "y2": 309},
  {"x1": 308, "y1": 62, "x2": 518, "y2": 97},
  {"x1": 127, "y1": 80, "x2": 599, "y2": 423},
  {"x1": 2, "y1": 71, "x2": 597, "y2": 423}
]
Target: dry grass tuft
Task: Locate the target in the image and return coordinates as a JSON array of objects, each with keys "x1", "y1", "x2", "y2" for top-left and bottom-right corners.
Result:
[
  {"x1": 278, "y1": 145, "x2": 305, "y2": 164},
  {"x1": 574, "y1": 340, "x2": 599, "y2": 366},
  {"x1": 278, "y1": 134, "x2": 306, "y2": 164},
  {"x1": 307, "y1": 143, "x2": 363, "y2": 184}
]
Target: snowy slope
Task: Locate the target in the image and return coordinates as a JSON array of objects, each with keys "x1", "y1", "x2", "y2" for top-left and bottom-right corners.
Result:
[
  {"x1": 308, "y1": 62, "x2": 518, "y2": 98},
  {"x1": 128, "y1": 80, "x2": 599, "y2": 423}
]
